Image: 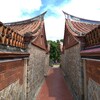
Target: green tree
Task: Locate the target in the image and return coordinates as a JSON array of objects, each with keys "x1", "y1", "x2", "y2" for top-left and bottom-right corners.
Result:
[{"x1": 48, "y1": 40, "x2": 60, "y2": 64}]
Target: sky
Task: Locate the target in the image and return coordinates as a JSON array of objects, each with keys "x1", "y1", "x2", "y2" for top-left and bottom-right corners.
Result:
[{"x1": 0, "y1": 0, "x2": 100, "y2": 40}]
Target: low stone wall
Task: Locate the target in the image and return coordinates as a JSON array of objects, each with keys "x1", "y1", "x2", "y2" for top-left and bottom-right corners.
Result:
[
  {"x1": 61, "y1": 44, "x2": 83, "y2": 99},
  {"x1": 0, "y1": 59, "x2": 26, "y2": 100},
  {"x1": 27, "y1": 44, "x2": 48, "y2": 99}
]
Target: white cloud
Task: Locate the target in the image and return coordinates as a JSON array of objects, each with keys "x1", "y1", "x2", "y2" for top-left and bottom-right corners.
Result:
[
  {"x1": 62, "y1": 0, "x2": 100, "y2": 20},
  {"x1": 20, "y1": 0, "x2": 42, "y2": 12},
  {"x1": 45, "y1": 0, "x2": 100, "y2": 40},
  {"x1": 0, "y1": 0, "x2": 100, "y2": 41},
  {"x1": 0, "y1": 0, "x2": 42, "y2": 22},
  {"x1": 44, "y1": 15, "x2": 65, "y2": 41}
]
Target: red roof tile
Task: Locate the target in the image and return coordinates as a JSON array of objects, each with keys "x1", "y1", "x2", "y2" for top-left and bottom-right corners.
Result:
[
  {"x1": 63, "y1": 11, "x2": 100, "y2": 36},
  {"x1": 66, "y1": 19, "x2": 98, "y2": 36},
  {"x1": 63, "y1": 11, "x2": 100, "y2": 49},
  {"x1": 4, "y1": 12, "x2": 48, "y2": 51},
  {"x1": 5, "y1": 17, "x2": 41, "y2": 35}
]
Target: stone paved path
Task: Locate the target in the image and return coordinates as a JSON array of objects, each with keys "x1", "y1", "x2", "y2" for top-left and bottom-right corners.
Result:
[{"x1": 36, "y1": 67, "x2": 74, "y2": 100}]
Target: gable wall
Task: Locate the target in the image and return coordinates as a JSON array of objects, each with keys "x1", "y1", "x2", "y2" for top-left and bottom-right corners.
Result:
[
  {"x1": 27, "y1": 43, "x2": 49, "y2": 100},
  {"x1": 61, "y1": 44, "x2": 83, "y2": 100}
]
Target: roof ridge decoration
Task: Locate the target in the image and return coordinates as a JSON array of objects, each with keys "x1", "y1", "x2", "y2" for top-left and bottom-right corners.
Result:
[
  {"x1": 5, "y1": 11, "x2": 47, "y2": 26},
  {"x1": 63, "y1": 11, "x2": 100, "y2": 24},
  {"x1": 63, "y1": 11, "x2": 86, "y2": 36}
]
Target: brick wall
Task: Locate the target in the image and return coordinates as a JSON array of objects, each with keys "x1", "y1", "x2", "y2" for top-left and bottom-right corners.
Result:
[
  {"x1": 0, "y1": 43, "x2": 49, "y2": 100},
  {"x1": 0, "y1": 59, "x2": 26, "y2": 100},
  {"x1": 83, "y1": 59, "x2": 100, "y2": 100},
  {"x1": 85, "y1": 60, "x2": 100, "y2": 84}
]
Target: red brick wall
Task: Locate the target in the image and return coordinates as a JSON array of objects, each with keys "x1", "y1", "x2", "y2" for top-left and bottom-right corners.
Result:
[
  {"x1": 86, "y1": 60, "x2": 100, "y2": 84},
  {"x1": 0, "y1": 60, "x2": 24, "y2": 91}
]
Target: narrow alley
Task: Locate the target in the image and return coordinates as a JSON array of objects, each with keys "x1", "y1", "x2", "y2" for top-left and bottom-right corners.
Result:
[
  {"x1": 0, "y1": 6, "x2": 100, "y2": 100},
  {"x1": 36, "y1": 66, "x2": 74, "y2": 100}
]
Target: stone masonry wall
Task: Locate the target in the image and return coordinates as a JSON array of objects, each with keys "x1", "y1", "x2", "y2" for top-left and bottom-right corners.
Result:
[
  {"x1": 0, "y1": 80, "x2": 24, "y2": 100},
  {"x1": 0, "y1": 59, "x2": 25, "y2": 100},
  {"x1": 44, "y1": 53, "x2": 50, "y2": 76},
  {"x1": 60, "y1": 53, "x2": 66, "y2": 74},
  {"x1": 27, "y1": 44, "x2": 47, "y2": 100},
  {"x1": 62, "y1": 44, "x2": 83, "y2": 100}
]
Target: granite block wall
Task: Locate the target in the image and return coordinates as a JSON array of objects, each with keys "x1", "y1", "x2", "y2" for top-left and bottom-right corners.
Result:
[
  {"x1": 61, "y1": 44, "x2": 83, "y2": 100},
  {"x1": 44, "y1": 53, "x2": 50, "y2": 76},
  {"x1": 27, "y1": 44, "x2": 48, "y2": 99},
  {"x1": 60, "y1": 53, "x2": 66, "y2": 73}
]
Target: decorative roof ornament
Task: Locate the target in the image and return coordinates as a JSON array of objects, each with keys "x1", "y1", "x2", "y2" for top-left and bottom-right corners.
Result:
[
  {"x1": 63, "y1": 11, "x2": 100, "y2": 36},
  {"x1": 63, "y1": 11, "x2": 83, "y2": 36},
  {"x1": 64, "y1": 12, "x2": 80, "y2": 22},
  {"x1": 62, "y1": 11, "x2": 100, "y2": 24}
]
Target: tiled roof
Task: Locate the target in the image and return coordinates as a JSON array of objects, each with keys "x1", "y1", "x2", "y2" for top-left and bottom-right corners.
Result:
[
  {"x1": 66, "y1": 19, "x2": 99, "y2": 36},
  {"x1": 5, "y1": 14, "x2": 43, "y2": 36},
  {"x1": 63, "y1": 11, "x2": 100, "y2": 49},
  {"x1": 63, "y1": 11, "x2": 100, "y2": 36},
  {"x1": 3, "y1": 12, "x2": 48, "y2": 51},
  {"x1": 0, "y1": 21, "x2": 26, "y2": 49}
]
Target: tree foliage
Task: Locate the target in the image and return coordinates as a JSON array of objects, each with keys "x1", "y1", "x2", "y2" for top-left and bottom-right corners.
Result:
[{"x1": 48, "y1": 40, "x2": 61, "y2": 63}]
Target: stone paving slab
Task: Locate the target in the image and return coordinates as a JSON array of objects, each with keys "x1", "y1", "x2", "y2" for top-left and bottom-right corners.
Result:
[{"x1": 36, "y1": 67, "x2": 74, "y2": 100}]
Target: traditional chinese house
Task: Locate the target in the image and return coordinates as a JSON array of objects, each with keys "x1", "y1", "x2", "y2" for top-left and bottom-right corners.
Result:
[
  {"x1": 61, "y1": 11, "x2": 100, "y2": 100},
  {"x1": 0, "y1": 12, "x2": 49, "y2": 100}
]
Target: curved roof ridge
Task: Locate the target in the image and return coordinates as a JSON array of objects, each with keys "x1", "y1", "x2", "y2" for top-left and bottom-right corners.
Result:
[
  {"x1": 5, "y1": 11, "x2": 47, "y2": 26},
  {"x1": 63, "y1": 11, "x2": 100, "y2": 24}
]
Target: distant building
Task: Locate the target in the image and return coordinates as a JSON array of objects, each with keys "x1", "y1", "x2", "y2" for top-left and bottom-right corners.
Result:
[{"x1": 61, "y1": 11, "x2": 100, "y2": 100}]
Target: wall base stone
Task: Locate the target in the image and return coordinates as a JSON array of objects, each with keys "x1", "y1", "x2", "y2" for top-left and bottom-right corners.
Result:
[
  {"x1": 88, "y1": 79, "x2": 100, "y2": 100},
  {"x1": 0, "y1": 80, "x2": 24, "y2": 100}
]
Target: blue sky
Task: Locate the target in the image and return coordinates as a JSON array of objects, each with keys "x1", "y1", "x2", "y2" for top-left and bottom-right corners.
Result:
[{"x1": 0, "y1": 0, "x2": 100, "y2": 40}]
